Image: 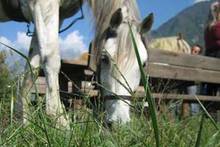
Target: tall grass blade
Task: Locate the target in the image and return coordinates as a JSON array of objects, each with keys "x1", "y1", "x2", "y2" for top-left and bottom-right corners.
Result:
[
  {"x1": 205, "y1": 130, "x2": 220, "y2": 146},
  {"x1": 194, "y1": 95, "x2": 219, "y2": 130},
  {"x1": 10, "y1": 87, "x2": 14, "y2": 125},
  {"x1": 37, "y1": 111, "x2": 52, "y2": 147},
  {"x1": 195, "y1": 114, "x2": 205, "y2": 147},
  {"x1": 1, "y1": 124, "x2": 23, "y2": 146},
  {"x1": 129, "y1": 24, "x2": 160, "y2": 147}
]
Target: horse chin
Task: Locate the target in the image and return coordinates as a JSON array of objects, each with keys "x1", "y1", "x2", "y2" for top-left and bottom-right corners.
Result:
[{"x1": 104, "y1": 99, "x2": 131, "y2": 125}]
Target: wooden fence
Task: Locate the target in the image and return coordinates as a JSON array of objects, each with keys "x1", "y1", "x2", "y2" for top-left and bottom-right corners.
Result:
[
  {"x1": 32, "y1": 48, "x2": 220, "y2": 115},
  {"x1": 147, "y1": 49, "x2": 220, "y2": 84}
]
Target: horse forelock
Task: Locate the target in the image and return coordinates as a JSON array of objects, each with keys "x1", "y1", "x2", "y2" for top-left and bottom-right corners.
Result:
[
  {"x1": 88, "y1": 0, "x2": 141, "y2": 66},
  {"x1": 114, "y1": 24, "x2": 137, "y2": 73}
]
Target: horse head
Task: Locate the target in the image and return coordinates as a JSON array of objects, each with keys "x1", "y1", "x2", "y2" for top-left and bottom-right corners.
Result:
[{"x1": 99, "y1": 7, "x2": 153, "y2": 124}]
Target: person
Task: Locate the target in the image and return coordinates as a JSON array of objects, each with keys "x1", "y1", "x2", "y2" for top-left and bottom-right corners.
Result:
[
  {"x1": 201, "y1": 1, "x2": 220, "y2": 116},
  {"x1": 204, "y1": 1, "x2": 220, "y2": 96},
  {"x1": 187, "y1": 44, "x2": 203, "y2": 115},
  {"x1": 205, "y1": 1, "x2": 220, "y2": 58},
  {"x1": 191, "y1": 44, "x2": 203, "y2": 55}
]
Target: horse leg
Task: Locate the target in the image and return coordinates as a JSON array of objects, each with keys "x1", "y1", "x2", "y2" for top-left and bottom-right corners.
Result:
[
  {"x1": 30, "y1": 0, "x2": 69, "y2": 127},
  {"x1": 15, "y1": 35, "x2": 40, "y2": 124}
]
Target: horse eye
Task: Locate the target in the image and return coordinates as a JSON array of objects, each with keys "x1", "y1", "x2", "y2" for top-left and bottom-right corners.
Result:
[{"x1": 101, "y1": 53, "x2": 110, "y2": 65}]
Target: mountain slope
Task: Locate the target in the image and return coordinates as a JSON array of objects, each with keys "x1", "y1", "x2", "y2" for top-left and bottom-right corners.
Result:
[{"x1": 152, "y1": 1, "x2": 213, "y2": 47}]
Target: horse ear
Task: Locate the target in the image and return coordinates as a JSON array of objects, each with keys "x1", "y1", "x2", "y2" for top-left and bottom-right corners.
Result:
[
  {"x1": 110, "y1": 8, "x2": 123, "y2": 29},
  {"x1": 140, "y1": 13, "x2": 154, "y2": 34}
]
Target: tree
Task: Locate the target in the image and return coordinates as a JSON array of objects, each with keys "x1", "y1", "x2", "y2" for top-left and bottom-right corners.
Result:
[{"x1": 0, "y1": 51, "x2": 10, "y2": 95}]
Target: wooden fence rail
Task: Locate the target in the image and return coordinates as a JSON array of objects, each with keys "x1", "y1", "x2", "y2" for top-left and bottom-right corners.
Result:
[
  {"x1": 32, "y1": 48, "x2": 220, "y2": 102},
  {"x1": 147, "y1": 49, "x2": 220, "y2": 84}
]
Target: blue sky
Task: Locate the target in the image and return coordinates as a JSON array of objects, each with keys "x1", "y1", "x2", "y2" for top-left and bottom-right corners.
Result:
[{"x1": 0, "y1": 0, "x2": 209, "y2": 60}]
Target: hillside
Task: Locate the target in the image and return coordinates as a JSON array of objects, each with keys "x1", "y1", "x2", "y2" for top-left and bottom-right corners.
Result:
[{"x1": 152, "y1": 1, "x2": 213, "y2": 48}]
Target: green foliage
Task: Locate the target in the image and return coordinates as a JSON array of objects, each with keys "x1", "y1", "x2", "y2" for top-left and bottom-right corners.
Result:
[
  {"x1": 1, "y1": 106, "x2": 220, "y2": 147},
  {"x1": 0, "y1": 51, "x2": 11, "y2": 132},
  {"x1": 0, "y1": 51, "x2": 10, "y2": 92}
]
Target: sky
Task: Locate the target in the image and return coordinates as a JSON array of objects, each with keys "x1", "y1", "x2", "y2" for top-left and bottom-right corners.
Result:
[{"x1": 0, "y1": 0, "x2": 210, "y2": 61}]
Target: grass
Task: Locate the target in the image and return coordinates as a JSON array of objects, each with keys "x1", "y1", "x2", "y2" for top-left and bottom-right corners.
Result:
[
  {"x1": 1, "y1": 97, "x2": 220, "y2": 147},
  {"x1": 0, "y1": 80, "x2": 220, "y2": 147}
]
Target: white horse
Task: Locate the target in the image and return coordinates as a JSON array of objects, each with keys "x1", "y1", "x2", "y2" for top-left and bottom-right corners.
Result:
[{"x1": 0, "y1": 0, "x2": 153, "y2": 127}]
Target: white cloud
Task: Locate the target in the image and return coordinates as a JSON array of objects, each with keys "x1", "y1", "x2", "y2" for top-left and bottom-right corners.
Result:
[
  {"x1": 0, "y1": 30, "x2": 87, "y2": 59},
  {"x1": 0, "y1": 32, "x2": 31, "y2": 72},
  {"x1": 193, "y1": 0, "x2": 210, "y2": 3},
  {"x1": 16, "y1": 32, "x2": 31, "y2": 50},
  {"x1": 0, "y1": 30, "x2": 87, "y2": 73},
  {"x1": 0, "y1": 36, "x2": 11, "y2": 46},
  {"x1": 0, "y1": 32, "x2": 30, "y2": 55},
  {"x1": 59, "y1": 31, "x2": 87, "y2": 59}
]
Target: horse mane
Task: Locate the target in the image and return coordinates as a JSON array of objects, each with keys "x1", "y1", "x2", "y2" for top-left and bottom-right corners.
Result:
[{"x1": 88, "y1": 0, "x2": 141, "y2": 68}]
